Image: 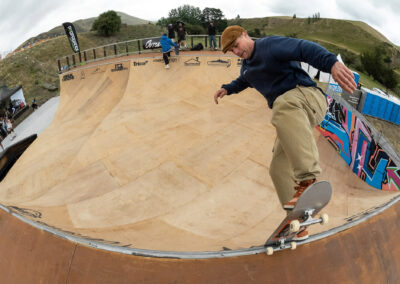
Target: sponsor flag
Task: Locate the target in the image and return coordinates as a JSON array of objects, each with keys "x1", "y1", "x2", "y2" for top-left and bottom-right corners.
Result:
[{"x1": 63, "y1": 22, "x2": 80, "y2": 53}]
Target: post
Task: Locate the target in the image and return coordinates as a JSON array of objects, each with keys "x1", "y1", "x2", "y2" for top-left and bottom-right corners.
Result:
[
  {"x1": 137, "y1": 40, "x2": 141, "y2": 54},
  {"x1": 78, "y1": 52, "x2": 82, "y2": 63},
  {"x1": 66, "y1": 56, "x2": 70, "y2": 69},
  {"x1": 57, "y1": 59, "x2": 61, "y2": 73},
  {"x1": 103, "y1": 46, "x2": 106, "y2": 58},
  {"x1": 93, "y1": 49, "x2": 96, "y2": 60},
  {"x1": 114, "y1": 44, "x2": 117, "y2": 56},
  {"x1": 84, "y1": 51, "x2": 87, "y2": 62},
  {"x1": 72, "y1": 54, "x2": 76, "y2": 67},
  {"x1": 126, "y1": 42, "x2": 129, "y2": 56}
]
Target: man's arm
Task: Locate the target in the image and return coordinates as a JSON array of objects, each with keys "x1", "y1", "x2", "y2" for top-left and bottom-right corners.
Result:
[
  {"x1": 214, "y1": 75, "x2": 250, "y2": 104},
  {"x1": 271, "y1": 37, "x2": 357, "y2": 94},
  {"x1": 214, "y1": 88, "x2": 227, "y2": 104}
]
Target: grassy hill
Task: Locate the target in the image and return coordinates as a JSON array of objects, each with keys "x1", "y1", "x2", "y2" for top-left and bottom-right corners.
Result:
[
  {"x1": 0, "y1": 23, "x2": 162, "y2": 107},
  {"x1": 1, "y1": 15, "x2": 400, "y2": 110},
  {"x1": 18, "y1": 12, "x2": 151, "y2": 49}
]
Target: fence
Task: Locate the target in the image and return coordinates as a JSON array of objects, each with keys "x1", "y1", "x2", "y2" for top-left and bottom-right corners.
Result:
[{"x1": 57, "y1": 35, "x2": 222, "y2": 73}]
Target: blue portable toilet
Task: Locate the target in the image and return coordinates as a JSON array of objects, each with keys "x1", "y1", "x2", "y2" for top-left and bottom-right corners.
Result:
[
  {"x1": 377, "y1": 96, "x2": 388, "y2": 120},
  {"x1": 390, "y1": 104, "x2": 399, "y2": 122},
  {"x1": 370, "y1": 93, "x2": 380, "y2": 116},
  {"x1": 384, "y1": 101, "x2": 394, "y2": 121},
  {"x1": 353, "y1": 72, "x2": 360, "y2": 85},
  {"x1": 363, "y1": 92, "x2": 373, "y2": 115},
  {"x1": 397, "y1": 107, "x2": 400, "y2": 125},
  {"x1": 362, "y1": 92, "x2": 373, "y2": 115}
]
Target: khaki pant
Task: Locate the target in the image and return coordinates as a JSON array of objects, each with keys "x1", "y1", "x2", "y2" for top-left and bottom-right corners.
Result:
[{"x1": 269, "y1": 86, "x2": 328, "y2": 207}]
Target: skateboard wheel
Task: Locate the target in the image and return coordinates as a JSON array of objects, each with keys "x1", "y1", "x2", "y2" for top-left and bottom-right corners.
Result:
[
  {"x1": 289, "y1": 220, "x2": 300, "y2": 233},
  {"x1": 321, "y1": 213, "x2": 329, "y2": 225},
  {"x1": 290, "y1": 242, "x2": 297, "y2": 250},
  {"x1": 266, "y1": 247, "x2": 274, "y2": 256}
]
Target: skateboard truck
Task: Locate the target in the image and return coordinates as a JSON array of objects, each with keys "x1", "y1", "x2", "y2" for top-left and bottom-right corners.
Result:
[{"x1": 289, "y1": 209, "x2": 329, "y2": 233}]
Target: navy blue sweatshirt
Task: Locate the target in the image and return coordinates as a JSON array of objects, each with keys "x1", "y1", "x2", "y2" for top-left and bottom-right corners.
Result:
[{"x1": 222, "y1": 36, "x2": 338, "y2": 108}]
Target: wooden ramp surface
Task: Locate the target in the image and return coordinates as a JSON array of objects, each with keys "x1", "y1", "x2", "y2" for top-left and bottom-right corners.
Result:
[{"x1": 0, "y1": 53, "x2": 398, "y2": 254}]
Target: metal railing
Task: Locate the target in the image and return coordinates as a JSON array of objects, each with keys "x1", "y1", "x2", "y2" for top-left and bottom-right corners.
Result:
[{"x1": 57, "y1": 35, "x2": 222, "y2": 73}]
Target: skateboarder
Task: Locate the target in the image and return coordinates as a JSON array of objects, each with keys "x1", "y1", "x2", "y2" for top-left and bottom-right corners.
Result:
[
  {"x1": 160, "y1": 33, "x2": 178, "y2": 69},
  {"x1": 213, "y1": 26, "x2": 356, "y2": 240}
]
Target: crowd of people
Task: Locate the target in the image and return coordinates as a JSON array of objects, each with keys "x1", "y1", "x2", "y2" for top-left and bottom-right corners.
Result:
[
  {"x1": 165, "y1": 21, "x2": 218, "y2": 51},
  {"x1": 0, "y1": 116, "x2": 17, "y2": 151},
  {"x1": 161, "y1": 20, "x2": 218, "y2": 69}
]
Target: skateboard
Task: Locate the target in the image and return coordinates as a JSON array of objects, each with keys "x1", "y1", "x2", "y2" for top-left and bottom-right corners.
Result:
[{"x1": 264, "y1": 181, "x2": 332, "y2": 255}]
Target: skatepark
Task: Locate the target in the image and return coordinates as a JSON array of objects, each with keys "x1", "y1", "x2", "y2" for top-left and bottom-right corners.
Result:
[{"x1": 0, "y1": 52, "x2": 400, "y2": 283}]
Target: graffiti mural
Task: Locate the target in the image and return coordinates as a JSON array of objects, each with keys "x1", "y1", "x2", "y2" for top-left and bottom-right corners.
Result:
[{"x1": 318, "y1": 94, "x2": 400, "y2": 191}]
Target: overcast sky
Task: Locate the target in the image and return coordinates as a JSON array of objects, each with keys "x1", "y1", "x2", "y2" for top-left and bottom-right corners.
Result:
[{"x1": 1, "y1": 0, "x2": 399, "y2": 57}]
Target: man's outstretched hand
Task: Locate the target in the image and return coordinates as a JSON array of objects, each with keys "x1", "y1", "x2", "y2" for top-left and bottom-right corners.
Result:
[
  {"x1": 331, "y1": 61, "x2": 357, "y2": 94},
  {"x1": 214, "y1": 88, "x2": 228, "y2": 104}
]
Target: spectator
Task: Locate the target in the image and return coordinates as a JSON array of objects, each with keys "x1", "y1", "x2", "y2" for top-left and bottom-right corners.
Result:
[
  {"x1": 0, "y1": 118, "x2": 7, "y2": 138},
  {"x1": 167, "y1": 23, "x2": 175, "y2": 42},
  {"x1": 6, "y1": 119, "x2": 16, "y2": 140},
  {"x1": 176, "y1": 21, "x2": 187, "y2": 49},
  {"x1": 208, "y1": 21, "x2": 217, "y2": 50},
  {"x1": 32, "y1": 98, "x2": 38, "y2": 110}
]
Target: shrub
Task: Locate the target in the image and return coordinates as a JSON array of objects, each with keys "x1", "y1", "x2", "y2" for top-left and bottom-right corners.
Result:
[{"x1": 91, "y1": 11, "x2": 121, "y2": 37}]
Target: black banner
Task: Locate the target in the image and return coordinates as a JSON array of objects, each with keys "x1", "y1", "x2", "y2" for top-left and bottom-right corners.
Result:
[
  {"x1": 62, "y1": 22, "x2": 80, "y2": 53},
  {"x1": 143, "y1": 37, "x2": 161, "y2": 49}
]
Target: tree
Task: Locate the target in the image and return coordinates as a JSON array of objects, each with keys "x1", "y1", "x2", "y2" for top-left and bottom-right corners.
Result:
[
  {"x1": 361, "y1": 46, "x2": 398, "y2": 91},
  {"x1": 168, "y1": 5, "x2": 202, "y2": 25},
  {"x1": 157, "y1": 5, "x2": 228, "y2": 34},
  {"x1": 248, "y1": 28, "x2": 261, "y2": 38},
  {"x1": 381, "y1": 68, "x2": 398, "y2": 91},
  {"x1": 201, "y1": 7, "x2": 227, "y2": 32},
  {"x1": 91, "y1": 11, "x2": 121, "y2": 37}
]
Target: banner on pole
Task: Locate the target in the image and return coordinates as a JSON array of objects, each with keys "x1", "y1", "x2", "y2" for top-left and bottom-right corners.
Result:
[{"x1": 62, "y1": 22, "x2": 80, "y2": 53}]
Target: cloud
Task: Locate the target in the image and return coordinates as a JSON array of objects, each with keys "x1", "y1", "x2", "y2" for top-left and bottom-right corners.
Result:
[
  {"x1": 1, "y1": 0, "x2": 399, "y2": 54},
  {"x1": 0, "y1": 0, "x2": 60, "y2": 51}
]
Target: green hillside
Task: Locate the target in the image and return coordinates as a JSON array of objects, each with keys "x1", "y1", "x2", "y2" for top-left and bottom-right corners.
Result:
[
  {"x1": 19, "y1": 12, "x2": 151, "y2": 49},
  {"x1": 1, "y1": 15, "x2": 399, "y2": 110},
  {"x1": 0, "y1": 23, "x2": 162, "y2": 106}
]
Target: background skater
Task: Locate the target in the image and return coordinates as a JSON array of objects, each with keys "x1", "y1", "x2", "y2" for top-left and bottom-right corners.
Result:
[
  {"x1": 213, "y1": 25, "x2": 356, "y2": 241},
  {"x1": 160, "y1": 33, "x2": 179, "y2": 69}
]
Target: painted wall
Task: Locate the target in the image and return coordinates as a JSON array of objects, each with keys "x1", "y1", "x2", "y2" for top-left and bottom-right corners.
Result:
[{"x1": 318, "y1": 94, "x2": 400, "y2": 191}]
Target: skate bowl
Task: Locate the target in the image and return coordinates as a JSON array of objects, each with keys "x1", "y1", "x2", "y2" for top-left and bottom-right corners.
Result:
[{"x1": 0, "y1": 52, "x2": 399, "y2": 283}]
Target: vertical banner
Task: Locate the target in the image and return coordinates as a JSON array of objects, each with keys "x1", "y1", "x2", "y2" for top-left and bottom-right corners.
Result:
[{"x1": 62, "y1": 22, "x2": 80, "y2": 53}]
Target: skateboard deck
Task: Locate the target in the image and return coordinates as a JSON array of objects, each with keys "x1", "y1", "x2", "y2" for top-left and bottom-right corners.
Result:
[{"x1": 264, "y1": 181, "x2": 332, "y2": 254}]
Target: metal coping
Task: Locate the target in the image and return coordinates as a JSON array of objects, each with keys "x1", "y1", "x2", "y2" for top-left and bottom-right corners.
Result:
[{"x1": 0, "y1": 193, "x2": 399, "y2": 259}]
